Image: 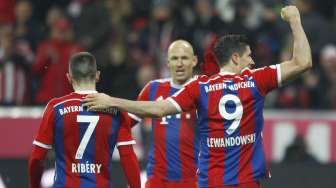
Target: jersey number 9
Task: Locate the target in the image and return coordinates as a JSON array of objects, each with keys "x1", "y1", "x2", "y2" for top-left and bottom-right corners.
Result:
[{"x1": 218, "y1": 94, "x2": 243, "y2": 135}]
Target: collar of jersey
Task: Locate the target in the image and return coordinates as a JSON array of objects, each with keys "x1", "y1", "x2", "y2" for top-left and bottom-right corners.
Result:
[
  {"x1": 170, "y1": 78, "x2": 184, "y2": 89},
  {"x1": 74, "y1": 90, "x2": 98, "y2": 94}
]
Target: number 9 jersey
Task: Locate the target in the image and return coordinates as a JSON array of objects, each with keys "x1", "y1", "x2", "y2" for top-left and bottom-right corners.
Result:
[
  {"x1": 168, "y1": 65, "x2": 281, "y2": 188},
  {"x1": 32, "y1": 91, "x2": 136, "y2": 188}
]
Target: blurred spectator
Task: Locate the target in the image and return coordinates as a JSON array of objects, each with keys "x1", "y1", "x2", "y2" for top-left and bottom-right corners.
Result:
[
  {"x1": 139, "y1": 0, "x2": 189, "y2": 77},
  {"x1": 92, "y1": 0, "x2": 132, "y2": 66},
  {"x1": 136, "y1": 63, "x2": 157, "y2": 89},
  {"x1": 104, "y1": 0, "x2": 131, "y2": 28},
  {"x1": 71, "y1": 0, "x2": 110, "y2": 60},
  {"x1": 97, "y1": 41, "x2": 139, "y2": 100},
  {"x1": 319, "y1": 45, "x2": 336, "y2": 109},
  {"x1": 0, "y1": 25, "x2": 30, "y2": 105},
  {"x1": 283, "y1": 136, "x2": 318, "y2": 164},
  {"x1": 0, "y1": 0, "x2": 333, "y2": 109},
  {"x1": 254, "y1": 3, "x2": 286, "y2": 67},
  {"x1": 274, "y1": 71, "x2": 324, "y2": 109},
  {"x1": 46, "y1": 6, "x2": 66, "y2": 28},
  {"x1": 14, "y1": 0, "x2": 43, "y2": 63},
  {"x1": 274, "y1": 41, "x2": 325, "y2": 109},
  {"x1": 0, "y1": 0, "x2": 15, "y2": 24},
  {"x1": 32, "y1": 18, "x2": 83, "y2": 104},
  {"x1": 224, "y1": 0, "x2": 257, "y2": 51},
  {"x1": 293, "y1": 0, "x2": 335, "y2": 56},
  {"x1": 31, "y1": 0, "x2": 70, "y2": 24},
  {"x1": 191, "y1": 0, "x2": 226, "y2": 61}
]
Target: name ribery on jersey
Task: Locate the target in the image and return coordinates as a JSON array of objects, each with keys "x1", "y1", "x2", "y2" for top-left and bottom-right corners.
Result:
[
  {"x1": 207, "y1": 133, "x2": 256, "y2": 148},
  {"x1": 71, "y1": 162, "x2": 102, "y2": 174},
  {"x1": 204, "y1": 80, "x2": 255, "y2": 93}
]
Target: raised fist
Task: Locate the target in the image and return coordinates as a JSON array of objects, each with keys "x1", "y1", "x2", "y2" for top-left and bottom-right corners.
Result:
[{"x1": 281, "y1": 5, "x2": 300, "y2": 22}]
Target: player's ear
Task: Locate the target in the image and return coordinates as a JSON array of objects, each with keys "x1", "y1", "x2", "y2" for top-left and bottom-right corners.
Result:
[
  {"x1": 66, "y1": 73, "x2": 72, "y2": 85},
  {"x1": 167, "y1": 59, "x2": 173, "y2": 70},
  {"x1": 231, "y1": 52, "x2": 240, "y2": 65},
  {"x1": 192, "y1": 55, "x2": 198, "y2": 67},
  {"x1": 95, "y1": 71, "x2": 100, "y2": 82}
]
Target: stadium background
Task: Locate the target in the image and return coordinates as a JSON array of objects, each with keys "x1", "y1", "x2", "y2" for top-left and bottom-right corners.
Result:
[{"x1": 0, "y1": 0, "x2": 335, "y2": 187}]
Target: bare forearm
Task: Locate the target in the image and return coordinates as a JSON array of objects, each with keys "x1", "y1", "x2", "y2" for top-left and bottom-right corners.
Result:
[
  {"x1": 290, "y1": 18, "x2": 312, "y2": 69},
  {"x1": 111, "y1": 98, "x2": 175, "y2": 117},
  {"x1": 84, "y1": 93, "x2": 180, "y2": 116}
]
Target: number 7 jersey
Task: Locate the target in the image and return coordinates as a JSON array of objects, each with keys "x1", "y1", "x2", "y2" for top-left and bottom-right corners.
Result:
[
  {"x1": 33, "y1": 91, "x2": 135, "y2": 188},
  {"x1": 168, "y1": 65, "x2": 281, "y2": 187}
]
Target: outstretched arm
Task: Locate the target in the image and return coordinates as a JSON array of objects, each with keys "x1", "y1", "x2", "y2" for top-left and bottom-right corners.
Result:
[
  {"x1": 279, "y1": 6, "x2": 312, "y2": 84},
  {"x1": 83, "y1": 93, "x2": 179, "y2": 117}
]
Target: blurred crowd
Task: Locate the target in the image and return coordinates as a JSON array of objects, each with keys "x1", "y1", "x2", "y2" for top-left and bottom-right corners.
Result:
[{"x1": 0, "y1": 0, "x2": 335, "y2": 109}]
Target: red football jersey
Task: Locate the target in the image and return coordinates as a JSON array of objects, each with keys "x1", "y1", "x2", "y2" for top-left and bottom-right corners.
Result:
[
  {"x1": 33, "y1": 91, "x2": 135, "y2": 188},
  {"x1": 168, "y1": 65, "x2": 281, "y2": 187},
  {"x1": 137, "y1": 78, "x2": 199, "y2": 182}
]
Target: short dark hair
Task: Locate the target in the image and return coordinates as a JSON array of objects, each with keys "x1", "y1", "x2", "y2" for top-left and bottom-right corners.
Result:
[
  {"x1": 69, "y1": 52, "x2": 97, "y2": 82},
  {"x1": 213, "y1": 34, "x2": 249, "y2": 66}
]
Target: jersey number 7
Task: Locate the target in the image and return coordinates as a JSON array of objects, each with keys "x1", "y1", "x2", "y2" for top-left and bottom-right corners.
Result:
[{"x1": 75, "y1": 115, "x2": 99, "y2": 159}]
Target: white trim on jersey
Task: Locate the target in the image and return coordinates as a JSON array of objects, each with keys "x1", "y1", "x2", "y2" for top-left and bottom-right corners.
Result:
[
  {"x1": 276, "y1": 64, "x2": 282, "y2": 87},
  {"x1": 33, "y1": 140, "x2": 52, "y2": 149},
  {"x1": 116, "y1": 140, "x2": 136, "y2": 147},
  {"x1": 53, "y1": 98, "x2": 83, "y2": 108},
  {"x1": 199, "y1": 76, "x2": 221, "y2": 84},
  {"x1": 74, "y1": 90, "x2": 98, "y2": 94},
  {"x1": 128, "y1": 113, "x2": 142, "y2": 122},
  {"x1": 167, "y1": 97, "x2": 182, "y2": 112},
  {"x1": 152, "y1": 78, "x2": 171, "y2": 83}
]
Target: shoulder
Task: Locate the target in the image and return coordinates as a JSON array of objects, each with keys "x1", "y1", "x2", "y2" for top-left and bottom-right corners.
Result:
[
  {"x1": 145, "y1": 78, "x2": 171, "y2": 89},
  {"x1": 241, "y1": 65, "x2": 279, "y2": 79},
  {"x1": 189, "y1": 74, "x2": 208, "y2": 83},
  {"x1": 246, "y1": 65, "x2": 278, "y2": 74},
  {"x1": 48, "y1": 93, "x2": 80, "y2": 109},
  {"x1": 193, "y1": 74, "x2": 226, "y2": 85}
]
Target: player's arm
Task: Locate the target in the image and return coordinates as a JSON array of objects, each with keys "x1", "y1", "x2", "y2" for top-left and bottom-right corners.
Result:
[
  {"x1": 118, "y1": 145, "x2": 141, "y2": 188},
  {"x1": 29, "y1": 101, "x2": 55, "y2": 188},
  {"x1": 28, "y1": 146, "x2": 48, "y2": 188},
  {"x1": 84, "y1": 94, "x2": 179, "y2": 117},
  {"x1": 279, "y1": 6, "x2": 312, "y2": 85},
  {"x1": 117, "y1": 114, "x2": 140, "y2": 188}
]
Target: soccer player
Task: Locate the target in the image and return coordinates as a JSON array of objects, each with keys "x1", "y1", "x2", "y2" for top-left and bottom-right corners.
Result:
[
  {"x1": 28, "y1": 52, "x2": 140, "y2": 188},
  {"x1": 84, "y1": 6, "x2": 311, "y2": 188},
  {"x1": 131, "y1": 40, "x2": 199, "y2": 188}
]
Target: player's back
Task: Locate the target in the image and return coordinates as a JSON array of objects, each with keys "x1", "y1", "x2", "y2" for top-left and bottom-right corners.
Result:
[
  {"x1": 139, "y1": 78, "x2": 199, "y2": 181},
  {"x1": 48, "y1": 92, "x2": 124, "y2": 188},
  {"x1": 171, "y1": 66, "x2": 280, "y2": 187}
]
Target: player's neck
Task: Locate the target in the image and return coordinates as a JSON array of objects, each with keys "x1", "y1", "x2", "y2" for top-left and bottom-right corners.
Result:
[
  {"x1": 72, "y1": 84, "x2": 96, "y2": 92},
  {"x1": 219, "y1": 65, "x2": 239, "y2": 75},
  {"x1": 171, "y1": 78, "x2": 190, "y2": 88}
]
